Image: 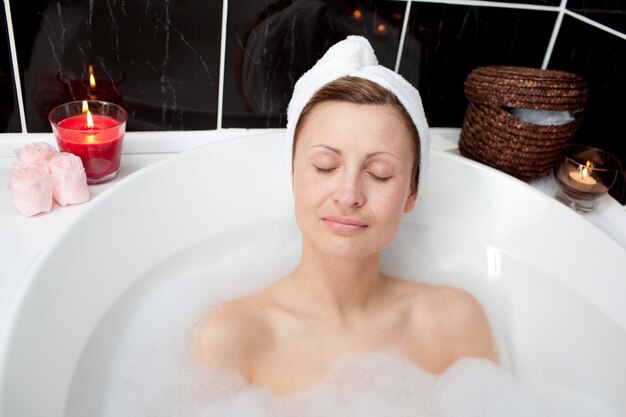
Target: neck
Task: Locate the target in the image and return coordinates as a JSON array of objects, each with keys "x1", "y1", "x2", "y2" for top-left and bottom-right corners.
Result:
[{"x1": 288, "y1": 241, "x2": 385, "y2": 318}]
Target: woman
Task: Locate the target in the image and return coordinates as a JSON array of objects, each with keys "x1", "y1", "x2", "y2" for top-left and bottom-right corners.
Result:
[{"x1": 197, "y1": 36, "x2": 497, "y2": 394}]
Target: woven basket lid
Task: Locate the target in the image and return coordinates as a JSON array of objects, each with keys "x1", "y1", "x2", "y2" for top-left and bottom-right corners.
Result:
[{"x1": 465, "y1": 65, "x2": 588, "y2": 111}]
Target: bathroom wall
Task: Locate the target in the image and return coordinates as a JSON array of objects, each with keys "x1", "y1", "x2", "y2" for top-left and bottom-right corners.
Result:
[{"x1": 1, "y1": 0, "x2": 624, "y2": 201}]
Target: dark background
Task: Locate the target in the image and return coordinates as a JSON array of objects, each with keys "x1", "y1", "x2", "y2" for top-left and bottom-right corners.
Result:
[{"x1": 1, "y1": 0, "x2": 624, "y2": 201}]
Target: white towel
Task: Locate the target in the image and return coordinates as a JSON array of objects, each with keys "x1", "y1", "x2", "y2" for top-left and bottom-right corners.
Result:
[{"x1": 286, "y1": 35, "x2": 430, "y2": 198}]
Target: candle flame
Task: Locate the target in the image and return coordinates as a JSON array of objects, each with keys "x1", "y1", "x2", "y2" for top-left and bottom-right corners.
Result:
[
  {"x1": 82, "y1": 100, "x2": 89, "y2": 114},
  {"x1": 376, "y1": 24, "x2": 386, "y2": 33},
  {"x1": 86, "y1": 109, "x2": 94, "y2": 129},
  {"x1": 353, "y1": 9, "x2": 362, "y2": 19},
  {"x1": 579, "y1": 160, "x2": 594, "y2": 179},
  {"x1": 88, "y1": 64, "x2": 96, "y2": 88}
]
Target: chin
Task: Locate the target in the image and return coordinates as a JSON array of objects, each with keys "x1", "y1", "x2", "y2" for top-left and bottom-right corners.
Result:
[{"x1": 315, "y1": 235, "x2": 390, "y2": 260}]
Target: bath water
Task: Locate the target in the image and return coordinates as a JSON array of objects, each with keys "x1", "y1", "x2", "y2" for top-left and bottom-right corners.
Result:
[{"x1": 65, "y1": 219, "x2": 617, "y2": 417}]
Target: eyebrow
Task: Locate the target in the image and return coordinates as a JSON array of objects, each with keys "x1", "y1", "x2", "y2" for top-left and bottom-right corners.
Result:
[{"x1": 308, "y1": 144, "x2": 401, "y2": 161}]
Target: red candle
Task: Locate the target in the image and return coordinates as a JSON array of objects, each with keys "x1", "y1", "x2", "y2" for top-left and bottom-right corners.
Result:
[{"x1": 49, "y1": 100, "x2": 127, "y2": 184}]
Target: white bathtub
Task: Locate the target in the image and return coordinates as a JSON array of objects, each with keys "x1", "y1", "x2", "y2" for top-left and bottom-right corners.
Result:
[{"x1": 1, "y1": 131, "x2": 625, "y2": 416}]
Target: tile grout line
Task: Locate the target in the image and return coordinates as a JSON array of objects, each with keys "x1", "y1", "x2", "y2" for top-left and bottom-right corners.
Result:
[
  {"x1": 405, "y1": 0, "x2": 626, "y2": 40},
  {"x1": 541, "y1": 0, "x2": 567, "y2": 69},
  {"x1": 564, "y1": 8, "x2": 626, "y2": 41},
  {"x1": 4, "y1": 0, "x2": 27, "y2": 133},
  {"x1": 394, "y1": 1, "x2": 412, "y2": 73},
  {"x1": 406, "y1": 0, "x2": 558, "y2": 13},
  {"x1": 216, "y1": 0, "x2": 229, "y2": 130}
]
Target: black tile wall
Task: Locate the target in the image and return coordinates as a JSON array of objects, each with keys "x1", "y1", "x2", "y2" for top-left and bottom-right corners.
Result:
[
  {"x1": 567, "y1": 0, "x2": 626, "y2": 34},
  {"x1": 10, "y1": 0, "x2": 222, "y2": 132},
  {"x1": 2, "y1": 0, "x2": 626, "y2": 201},
  {"x1": 221, "y1": 0, "x2": 407, "y2": 128},
  {"x1": 398, "y1": 3, "x2": 556, "y2": 127},
  {"x1": 0, "y1": 5, "x2": 20, "y2": 132}
]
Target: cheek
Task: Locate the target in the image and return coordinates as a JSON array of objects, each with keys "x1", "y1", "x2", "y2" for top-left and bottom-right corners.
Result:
[
  {"x1": 293, "y1": 170, "x2": 325, "y2": 225},
  {"x1": 375, "y1": 183, "x2": 409, "y2": 211},
  {"x1": 294, "y1": 170, "x2": 322, "y2": 202},
  {"x1": 373, "y1": 186, "x2": 409, "y2": 230}
]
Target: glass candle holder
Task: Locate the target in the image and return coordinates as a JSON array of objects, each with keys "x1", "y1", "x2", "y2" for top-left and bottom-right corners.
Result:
[
  {"x1": 553, "y1": 144, "x2": 621, "y2": 212},
  {"x1": 49, "y1": 100, "x2": 127, "y2": 184}
]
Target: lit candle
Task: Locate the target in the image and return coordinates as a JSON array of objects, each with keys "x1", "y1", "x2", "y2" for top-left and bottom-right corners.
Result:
[
  {"x1": 568, "y1": 160, "x2": 597, "y2": 186},
  {"x1": 554, "y1": 144, "x2": 620, "y2": 213},
  {"x1": 49, "y1": 100, "x2": 127, "y2": 183}
]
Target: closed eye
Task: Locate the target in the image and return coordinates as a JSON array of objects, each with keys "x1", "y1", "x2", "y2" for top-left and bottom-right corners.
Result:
[
  {"x1": 315, "y1": 167, "x2": 336, "y2": 174},
  {"x1": 368, "y1": 172, "x2": 391, "y2": 182}
]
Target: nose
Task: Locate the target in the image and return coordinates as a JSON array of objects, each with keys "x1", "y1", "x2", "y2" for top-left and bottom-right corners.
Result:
[{"x1": 332, "y1": 172, "x2": 365, "y2": 208}]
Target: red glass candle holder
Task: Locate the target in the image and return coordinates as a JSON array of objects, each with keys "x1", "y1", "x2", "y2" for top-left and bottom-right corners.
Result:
[
  {"x1": 49, "y1": 100, "x2": 127, "y2": 184},
  {"x1": 553, "y1": 144, "x2": 621, "y2": 212}
]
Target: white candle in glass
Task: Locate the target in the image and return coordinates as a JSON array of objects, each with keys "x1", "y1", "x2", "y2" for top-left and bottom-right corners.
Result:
[{"x1": 568, "y1": 161, "x2": 597, "y2": 185}]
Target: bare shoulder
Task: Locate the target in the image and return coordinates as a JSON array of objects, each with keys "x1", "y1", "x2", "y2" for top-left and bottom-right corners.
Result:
[
  {"x1": 417, "y1": 284, "x2": 485, "y2": 317},
  {"x1": 196, "y1": 296, "x2": 271, "y2": 377},
  {"x1": 403, "y1": 281, "x2": 498, "y2": 362},
  {"x1": 389, "y1": 278, "x2": 480, "y2": 311}
]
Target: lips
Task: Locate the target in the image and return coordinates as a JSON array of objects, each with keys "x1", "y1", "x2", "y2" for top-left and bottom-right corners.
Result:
[{"x1": 322, "y1": 215, "x2": 368, "y2": 233}]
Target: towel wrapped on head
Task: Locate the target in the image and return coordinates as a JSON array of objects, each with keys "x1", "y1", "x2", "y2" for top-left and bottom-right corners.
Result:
[{"x1": 286, "y1": 35, "x2": 430, "y2": 198}]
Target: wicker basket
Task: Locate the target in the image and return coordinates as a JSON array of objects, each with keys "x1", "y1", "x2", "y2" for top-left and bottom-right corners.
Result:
[{"x1": 459, "y1": 66, "x2": 588, "y2": 180}]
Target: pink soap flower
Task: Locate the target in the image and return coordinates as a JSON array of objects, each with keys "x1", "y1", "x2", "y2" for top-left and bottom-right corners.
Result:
[
  {"x1": 14, "y1": 142, "x2": 58, "y2": 167},
  {"x1": 8, "y1": 163, "x2": 53, "y2": 217},
  {"x1": 48, "y1": 152, "x2": 90, "y2": 206}
]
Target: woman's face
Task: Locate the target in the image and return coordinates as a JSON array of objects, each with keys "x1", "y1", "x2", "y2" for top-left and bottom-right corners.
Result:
[{"x1": 293, "y1": 101, "x2": 417, "y2": 259}]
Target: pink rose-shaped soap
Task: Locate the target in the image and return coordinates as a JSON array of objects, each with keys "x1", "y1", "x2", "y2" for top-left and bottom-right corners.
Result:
[
  {"x1": 14, "y1": 142, "x2": 58, "y2": 167},
  {"x1": 8, "y1": 163, "x2": 53, "y2": 217},
  {"x1": 48, "y1": 152, "x2": 90, "y2": 206}
]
